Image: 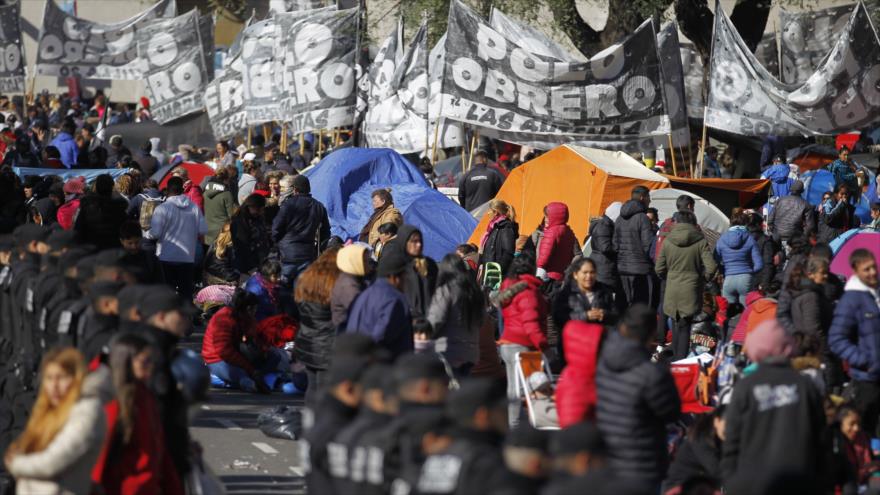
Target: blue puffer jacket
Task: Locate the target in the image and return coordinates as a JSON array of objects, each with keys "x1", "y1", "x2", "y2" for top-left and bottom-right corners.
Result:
[
  {"x1": 829, "y1": 276, "x2": 880, "y2": 382},
  {"x1": 49, "y1": 132, "x2": 79, "y2": 169},
  {"x1": 715, "y1": 226, "x2": 763, "y2": 276}
]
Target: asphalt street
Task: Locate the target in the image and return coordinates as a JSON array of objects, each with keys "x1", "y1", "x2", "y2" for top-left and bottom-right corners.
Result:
[{"x1": 184, "y1": 333, "x2": 306, "y2": 495}]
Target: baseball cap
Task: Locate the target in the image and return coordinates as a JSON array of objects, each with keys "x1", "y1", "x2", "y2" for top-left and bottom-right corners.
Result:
[
  {"x1": 13, "y1": 224, "x2": 50, "y2": 248},
  {"x1": 550, "y1": 421, "x2": 607, "y2": 456},
  {"x1": 506, "y1": 424, "x2": 549, "y2": 451},
  {"x1": 243, "y1": 152, "x2": 256, "y2": 161},
  {"x1": 445, "y1": 377, "x2": 506, "y2": 424},
  {"x1": 377, "y1": 249, "x2": 409, "y2": 277}
]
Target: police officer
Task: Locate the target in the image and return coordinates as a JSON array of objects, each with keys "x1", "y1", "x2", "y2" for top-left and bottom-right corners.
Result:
[
  {"x1": 415, "y1": 378, "x2": 509, "y2": 495},
  {"x1": 495, "y1": 425, "x2": 550, "y2": 495},
  {"x1": 541, "y1": 421, "x2": 642, "y2": 495},
  {"x1": 356, "y1": 353, "x2": 450, "y2": 495},
  {"x1": 302, "y1": 354, "x2": 369, "y2": 495},
  {"x1": 457, "y1": 149, "x2": 505, "y2": 212},
  {"x1": 328, "y1": 363, "x2": 397, "y2": 493}
]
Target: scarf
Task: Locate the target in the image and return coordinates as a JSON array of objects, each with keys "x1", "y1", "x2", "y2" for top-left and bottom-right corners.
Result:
[
  {"x1": 480, "y1": 215, "x2": 505, "y2": 252},
  {"x1": 359, "y1": 203, "x2": 391, "y2": 242}
]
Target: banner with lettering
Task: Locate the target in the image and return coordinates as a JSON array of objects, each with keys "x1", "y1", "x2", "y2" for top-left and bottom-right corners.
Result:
[{"x1": 0, "y1": 2, "x2": 25, "y2": 92}]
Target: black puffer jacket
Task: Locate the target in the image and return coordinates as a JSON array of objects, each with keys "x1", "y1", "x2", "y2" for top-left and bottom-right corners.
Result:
[
  {"x1": 612, "y1": 200, "x2": 654, "y2": 275},
  {"x1": 588, "y1": 215, "x2": 617, "y2": 287},
  {"x1": 780, "y1": 279, "x2": 833, "y2": 337},
  {"x1": 596, "y1": 331, "x2": 680, "y2": 487},
  {"x1": 768, "y1": 194, "x2": 815, "y2": 241},
  {"x1": 271, "y1": 194, "x2": 331, "y2": 265},
  {"x1": 293, "y1": 300, "x2": 336, "y2": 370},
  {"x1": 749, "y1": 227, "x2": 777, "y2": 291},
  {"x1": 203, "y1": 246, "x2": 240, "y2": 285},
  {"x1": 74, "y1": 193, "x2": 128, "y2": 249},
  {"x1": 479, "y1": 218, "x2": 517, "y2": 275}
]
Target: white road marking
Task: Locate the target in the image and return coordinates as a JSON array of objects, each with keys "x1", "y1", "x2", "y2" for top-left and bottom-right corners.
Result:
[
  {"x1": 289, "y1": 466, "x2": 304, "y2": 476},
  {"x1": 201, "y1": 405, "x2": 211, "y2": 410},
  {"x1": 252, "y1": 442, "x2": 279, "y2": 454},
  {"x1": 216, "y1": 419, "x2": 241, "y2": 430}
]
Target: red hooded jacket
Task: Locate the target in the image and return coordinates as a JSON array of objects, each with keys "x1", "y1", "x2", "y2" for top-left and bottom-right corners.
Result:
[
  {"x1": 556, "y1": 321, "x2": 604, "y2": 427},
  {"x1": 499, "y1": 274, "x2": 549, "y2": 350},
  {"x1": 202, "y1": 306, "x2": 256, "y2": 375},
  {"x1": 536, "y1": 202, "x2": 578, "y2": 280},
  {"x1": 183, "y1": 181, "x2": 204, "y2": 212},
  {"x1": 56, "y1": 199, "x2": 80, "y2": 230}
]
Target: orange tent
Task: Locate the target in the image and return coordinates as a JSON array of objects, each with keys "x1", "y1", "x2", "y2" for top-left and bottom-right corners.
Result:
[{"x1": 468, "y1": 145, "x2": 670, "y2": 244}]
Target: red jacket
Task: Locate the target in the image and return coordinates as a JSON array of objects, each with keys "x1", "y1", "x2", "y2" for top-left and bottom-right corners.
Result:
[
  {"x1": 556, "y1": 321, "x2": 604, "y2": 427},
  {"x1": 94, "y1": 382, "x2": 183, "y2": 495},
  {"x1": 536, "y1": 202, "x2": 577, "y2": 281},
  {"x1": 731, "y1": 291, "x2": 765, "y2": 343},
  {"x1": 499, "y1": 274, "x2": 548, "y2": 350},
  {"x1": 184, "y1": 181, "x2": 204, "y2": 212},
  {"x1": 56, "y1": 199, "x2": 80, "y2": 230},
  {"x1": 202, "y1": 307, "x2": 256, "y2": 375}
]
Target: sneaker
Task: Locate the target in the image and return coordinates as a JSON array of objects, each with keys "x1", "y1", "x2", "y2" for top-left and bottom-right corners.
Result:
[{"x1": 240, "y1": 377, "x2": 258, "y2": 393}]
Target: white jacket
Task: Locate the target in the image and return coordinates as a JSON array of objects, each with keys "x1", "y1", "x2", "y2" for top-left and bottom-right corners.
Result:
[
  {"x1": 146, "y1": 194, "x2": 208, "y2": 263},
  {"x1": 7, "y1": 374, "x2": 107, "y2": 495}
]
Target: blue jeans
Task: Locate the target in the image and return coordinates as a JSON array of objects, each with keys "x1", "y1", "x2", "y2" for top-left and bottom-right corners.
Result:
[
  {"x1": 281, "y1": 261, "x2": 312, "y2": 288},
  {"x1": 723, "y1": 273, "x2": 753, "y2": 306},
  {"x1": 207, "y1": 348, "x2": 288, "y2": 391}
]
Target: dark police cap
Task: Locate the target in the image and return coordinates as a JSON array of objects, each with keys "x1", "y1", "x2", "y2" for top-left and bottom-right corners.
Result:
[
  {"x1": 139, "y1": 284, "x2": 196, "y2": 319},
  {"x1": 326, "y1": 356, "x2": 371, "y2": 386},
  {"x1": 13, "y1": 224, "x2": 50, "y2": 248},
  {"x1": 550, "y1": 421, "x2": 607, "y2": 456},
  {"x1": 333, "y1": 333, "x2": 379, "y2": 358},
  {"x1": 47, "y1": 229, "x2": 77, "y2": 252},
  {"x1": 118, "y1": 284, "x2": 147, "y2": 316},
  {"x1": 94, "y1": 248, "x2": 126, "y2": 268},
  {"x1": 392, "y1": 353, "x2": 449, "y2": 386},
  {"x1": 0, "y1": 234, "x2": 14, "y2": 252},
  {"x1": 506, "y1": 424, "x2": 549, "y2": 451},
  {"x1": 361, "y1": 363, "x2": 393, "y2": 392},
  {"x1": 445, "y1": 377, "x2": 506, "y2": 422},
  {"x1": 89, "y1": 280, "x2": 125, "y2": 301}
]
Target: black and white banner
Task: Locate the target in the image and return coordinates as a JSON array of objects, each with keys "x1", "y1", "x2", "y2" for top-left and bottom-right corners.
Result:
[
  {"x1": 137, "y1": 10, "x2": 213, "y2": 125},
  {"x1": 427, "y1": 34, "x2": 465, "y2": 150},
  {"x1": 36, "y1": 0, "x2": 176, "y2": 80},
  {"x1": 362, "y1": 21, "x2": 406, "y2": 149},
  {"x1": 488, "y1": 8, "x2": 579, "y2": 62},
  {"x1": 679, "y1": 42, "x2": 705, "y2": 119},
  {"x1": 269, "y1": 0, "x2": 326, "y2": 13},
  {"x1": 656, "y1": 22, "x2": 690, "y2": 146},
  {"x1": 204, "y1": 56, "x2": 245, "y2": 141},
  {"x1": 276, "y1": 8, "x2": 358, "y2": 134},
  {"x1": 0, "y1": 2, "x2": 25, "y2": 93},
  {"x1": 242, "y1": 19, "x2": 284, "y2": 125},
  {"x1": 779, "y1": 4, "x2": 853, "y2": 84},
  {"x1": 440, "y1": 1, "x2": 671, "y2": 151},
  {"x1": 706, "y1": 1, "x2": 880, "y2": 136}
]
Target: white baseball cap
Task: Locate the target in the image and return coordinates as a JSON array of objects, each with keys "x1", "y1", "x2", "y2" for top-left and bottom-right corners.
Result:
[{"x1": 243, "y1": 152, "x2": 256, "y2": 161}]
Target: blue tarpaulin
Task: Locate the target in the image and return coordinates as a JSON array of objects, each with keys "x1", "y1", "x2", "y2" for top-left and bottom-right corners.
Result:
[
  {"x1": 14, "y1": 167, "x2": 132, "y2": 183},
  {"x1": 304, "y1": 148, "x2": 477, "y2": 260}
]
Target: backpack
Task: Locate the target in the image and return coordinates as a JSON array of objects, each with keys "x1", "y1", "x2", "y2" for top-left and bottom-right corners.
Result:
[{"x1": 138, "y1": 194, "x2": 164, "y2": 230}]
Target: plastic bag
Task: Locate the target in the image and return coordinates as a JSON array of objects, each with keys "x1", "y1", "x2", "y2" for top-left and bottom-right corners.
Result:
[{"x1": 257, "y1": 406, "x2": 303, "y2": 441}]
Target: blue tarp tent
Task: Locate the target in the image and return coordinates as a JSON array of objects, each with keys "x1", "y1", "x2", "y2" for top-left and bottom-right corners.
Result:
[
  {"x1": 304, "y1": 148, "x2": 477, "y2": 260},
  {"x1": 14, "y1": 167, "x2": 132, "y2": 183},
  {"x1": 803, "y1": 168, "x2": 876, "y2": 224}
]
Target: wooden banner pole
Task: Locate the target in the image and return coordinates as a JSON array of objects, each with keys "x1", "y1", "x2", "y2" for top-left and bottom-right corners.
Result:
[
  {"x1": 431, "y1": 119, "x2": 441, "y2": 165},
  {"x1": 667, "y1": 134, "x2": 678, "y2": 177}
]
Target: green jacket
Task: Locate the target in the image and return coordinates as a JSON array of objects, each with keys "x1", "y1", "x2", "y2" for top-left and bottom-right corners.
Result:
[
  {"x1": 656, "y1": 223, "x2": 717, "y2": 318},
  {"x1": 203, "y1": 181, "x2": 237, "y2": 246}
]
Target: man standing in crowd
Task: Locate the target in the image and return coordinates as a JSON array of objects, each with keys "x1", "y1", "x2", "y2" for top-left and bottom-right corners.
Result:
[
  {"x1": 457, "y1": 150, "x2": 505, "y2": 212},
  {"x1": 613, "y1": 186, "x2": 657, "y2": 307},
  {"x1": 829, "y1": 249, "x2": 880, "y2": 436},
  {"x1": 768, "y1": 179, "x2": 815, "y2": 244},
  {"x1": 271, "y1": 175, "x2": 330, "y2": 285},
  {"x1": 145, "y1": 176, "x2": 206, "y2": 299},
  {"x1": 595, "y1": 304, "x2": 680, "y2": 492}
]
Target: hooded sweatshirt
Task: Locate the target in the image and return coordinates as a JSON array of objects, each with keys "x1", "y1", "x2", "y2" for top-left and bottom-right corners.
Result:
[
  {"x1": 715, "y1": 226, "x2": 763, "y2": 276},
  {"x1": 203, "y1": 180, "x2": 236, "y2": 245},
  {"x1": 656, "y1": 223, "x2": 716, "y2": 319},
  {"x1": 536, "y1": 202, "x2": 578, "y2": 281},
  {"x1": 145, "y1": 195, "x2": 207, "y2": 263}
]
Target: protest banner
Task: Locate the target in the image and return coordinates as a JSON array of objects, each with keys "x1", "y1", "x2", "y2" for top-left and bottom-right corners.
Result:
[
  {"x1": 779, "y1": 4, "x2": 853, "y2": 84},
  {"x1": 0, "y1": 2, "x2": 25, "y2": 93}
]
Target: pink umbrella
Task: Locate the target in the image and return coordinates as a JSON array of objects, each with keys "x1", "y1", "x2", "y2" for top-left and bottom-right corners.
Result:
[{"x1": 830, "y1": 230, "x2": 880, "y2": 279}]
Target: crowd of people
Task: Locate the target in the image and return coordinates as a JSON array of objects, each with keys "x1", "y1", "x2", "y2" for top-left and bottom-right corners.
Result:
[{"x1": 1, "y1": 86, "x2": 880, "y2": 495}]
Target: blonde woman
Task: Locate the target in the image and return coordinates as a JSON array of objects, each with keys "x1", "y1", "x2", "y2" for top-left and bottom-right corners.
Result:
[
  {"x1": 478, "y1": 199, "x2": 519, "y2": 274},
  {"x1": 4, "y1": 348, "x2": 106, "y2": 495},
  {"x1": 203, "y1": 222, "x2": 240, "y2": 285}
]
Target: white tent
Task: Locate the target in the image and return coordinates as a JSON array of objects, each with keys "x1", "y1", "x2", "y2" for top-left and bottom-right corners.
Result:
[{"x1": 650, "y1": 188, "x2": 730, "y2": 233}]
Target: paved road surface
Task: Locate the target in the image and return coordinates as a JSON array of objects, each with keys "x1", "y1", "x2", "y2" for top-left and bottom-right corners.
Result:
[{"x1": 184, "y1": 333, "x2": 307, "y2": 495}]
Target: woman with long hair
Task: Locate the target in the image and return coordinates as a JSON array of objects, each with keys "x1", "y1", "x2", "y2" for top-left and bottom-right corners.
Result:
[
  {"x1": 4, "y1": 347, "x2": 106, "y2": 495},
  {"x1": 551, "y1": 257, "x2": 617, "y2": 360},
  {"x1": 359, "y1": 189, "x2": 403, "y2": 247},
  {"x1": 203, "y1": 222, "x2": 240, "y2": 286},
  {"x1": 292, "y1": 247, "x2": 341, "y2": 406},
  {"x1": 231, "y1": 194, "x2": 272, "y2": 274},
  {"x1": 427, "y1": 254, "x2": 486, "y2": 378},
  {"x1": 96, "y1": 334, "x2": 182, "y2": 494},
  {"x1": 382, "y1": 225, "x2": 438, "y2": 319},
  {"x1": 479, "y1": 199, "x2": 518, "y2": 276}
]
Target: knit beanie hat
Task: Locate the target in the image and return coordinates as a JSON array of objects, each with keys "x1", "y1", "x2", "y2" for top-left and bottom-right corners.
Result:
[
  {"x1": 337, "y1": 244, "x2": 367, "y2": 276},
  {"x1": 63, "y1": 176, "x2": 86, "y2": 195},
  {"x1": 745, "y1": 319, "x2": 794, "y2": 363}
]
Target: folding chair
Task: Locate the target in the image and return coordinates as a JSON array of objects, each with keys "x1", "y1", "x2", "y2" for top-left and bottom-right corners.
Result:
[
  {"x1": 514, "y1": 351, "x2": 560, "y2": 430},
  {"x1": 482, "y1": 262, "x2": 503, "y2": 291}
]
